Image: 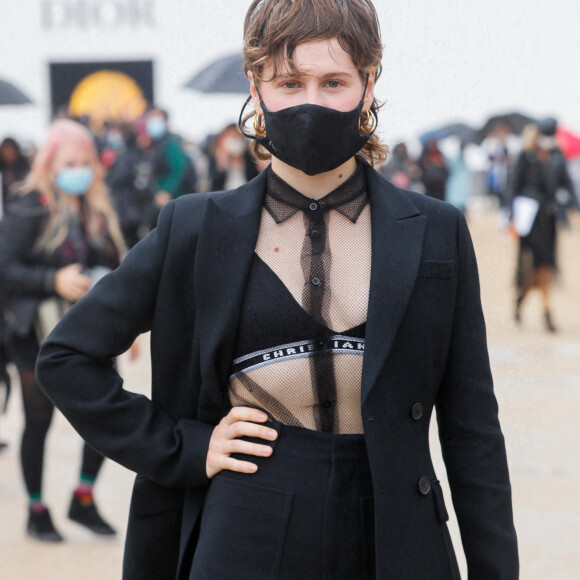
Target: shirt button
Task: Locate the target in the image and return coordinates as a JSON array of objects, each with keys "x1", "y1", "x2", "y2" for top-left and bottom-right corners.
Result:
[
  {"x1": 311, "y1": 229, "x2": 320, "y2": 237},
  {"x1": 309, "y1": 202, "x2": 318, "y2": 211},
  {"x1": 323, "y1": 400, "x2": 332, "y2": 408},
  {"x1": 311, "y1": 277, "x2": 321, "y2": 286}
]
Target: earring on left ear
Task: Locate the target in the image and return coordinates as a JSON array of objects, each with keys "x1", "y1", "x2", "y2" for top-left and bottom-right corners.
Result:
[
  {"x1": 253, "y1": 113, "x2": 266, "y2": 138},
  {"x1": 360, "y1": 109, "x2": 377, "y2": 134}
]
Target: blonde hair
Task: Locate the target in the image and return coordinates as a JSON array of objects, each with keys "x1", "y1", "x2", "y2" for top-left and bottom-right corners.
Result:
[
  {"x1": 21, "y1": 119, "x2": 125, "y2": 257},
  {"x1": 520, "y1": 124, "x2": 540, "y2": 153},
  {"x1": 241, "y1": 0, "x2": 388, "y2": 167}
]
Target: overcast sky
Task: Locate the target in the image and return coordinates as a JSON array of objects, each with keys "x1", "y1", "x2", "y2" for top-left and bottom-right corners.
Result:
[{"x1": 1, "y1": 0, "x2": 579, "y2": 146}]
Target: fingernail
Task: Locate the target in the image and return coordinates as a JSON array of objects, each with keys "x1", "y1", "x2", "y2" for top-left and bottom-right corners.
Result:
[{"x1": 269, "y1": 430, "x2": 278, "y2": 440}]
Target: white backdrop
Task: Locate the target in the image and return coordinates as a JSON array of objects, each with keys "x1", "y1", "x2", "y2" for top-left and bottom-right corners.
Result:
[{"x1": 1, "y1": 0, "x2": 579, "y2": 148}]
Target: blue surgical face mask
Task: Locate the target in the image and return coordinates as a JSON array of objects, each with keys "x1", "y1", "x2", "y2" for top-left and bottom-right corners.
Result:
[
  {"x1": 56, "y1": 167, "x2": 95, "y2": 196},
  {"x1": 146, "y1": 118, "x2": 167, "y2": 140},
  {"x1": 106, "y1": 132, "x2": 124, "y2": 150}
]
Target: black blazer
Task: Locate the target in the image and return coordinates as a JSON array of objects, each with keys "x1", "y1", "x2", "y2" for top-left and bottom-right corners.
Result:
[{"x1": 37, "y1": 164, "x2": 518, "y2": 579}]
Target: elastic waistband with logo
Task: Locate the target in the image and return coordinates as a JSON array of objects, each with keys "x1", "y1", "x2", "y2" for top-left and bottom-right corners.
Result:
[{"x1": 229, "y1": 335, "x2": 365, "y2": 381}]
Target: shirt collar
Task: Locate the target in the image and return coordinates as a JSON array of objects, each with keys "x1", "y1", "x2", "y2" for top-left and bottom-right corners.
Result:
[{"x1": 264, "y1": 161, "x2": 368, "y2": 224}]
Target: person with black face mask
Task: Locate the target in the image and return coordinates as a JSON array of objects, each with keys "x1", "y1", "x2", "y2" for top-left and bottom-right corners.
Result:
[{"x1": 37, "y1": 1, "x2": 518, "y2": 578}]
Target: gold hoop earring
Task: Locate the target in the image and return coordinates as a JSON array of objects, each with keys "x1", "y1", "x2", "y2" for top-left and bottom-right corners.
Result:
[
  {"x1": 253, "y1": 113, "x2": 266, "y2": 137},
  {"x1": 360, "y1": 109, "x2": 377, "y2": 134}
]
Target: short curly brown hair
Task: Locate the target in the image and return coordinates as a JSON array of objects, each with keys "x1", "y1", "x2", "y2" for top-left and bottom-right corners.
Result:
[{"x1": 241, "y1": 0, "x2": 388, "y2": 167}]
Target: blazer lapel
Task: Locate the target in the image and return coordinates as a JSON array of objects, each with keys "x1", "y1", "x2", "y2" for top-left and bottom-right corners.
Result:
[
  {"x1": 361, "y1": 165, "x2": 426, "y2": 405},
  {"x1": 194, "y1": 172, "x2": 267, "y2": 417}
]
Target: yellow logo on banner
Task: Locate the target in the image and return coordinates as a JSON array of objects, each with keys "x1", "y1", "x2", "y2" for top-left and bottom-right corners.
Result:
[{"x1": 69, "y1": 70, "x2": 148, "y2": 129}]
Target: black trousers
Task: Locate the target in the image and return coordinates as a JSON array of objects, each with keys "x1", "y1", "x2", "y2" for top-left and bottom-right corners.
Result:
[{"x1": 190, "y1": 423, "x2": 375, "y2": 580}]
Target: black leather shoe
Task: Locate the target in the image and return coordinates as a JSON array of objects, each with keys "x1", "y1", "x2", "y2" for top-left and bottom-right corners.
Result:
[
  {"x1": 68, "y1": 496, "x2": 117, "y2": 536},
  {"x1": 27, "y1": 508, "x2": 64, "y2": 542}
]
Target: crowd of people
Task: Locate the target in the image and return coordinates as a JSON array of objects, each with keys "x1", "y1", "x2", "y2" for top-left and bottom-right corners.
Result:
[
  {"x1": 1, "y1": 105, "x2": 578, "y2": 545},
  {"x1": 379, "y1": 121, "x2": 579, "y2": 335},
  {"x1": 0, "y1": 22, "x2": 576, "y2": 574},
  {"x1": 379, "y1": 124, "x2": 578, "y2": 223},
  {"x1": 0, "y1": 107, "x2": 266, "y2": 542}
]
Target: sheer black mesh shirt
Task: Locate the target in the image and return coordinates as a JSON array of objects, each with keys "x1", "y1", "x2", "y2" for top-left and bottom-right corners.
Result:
[{"x1": 228, "y1": 162, "x2": 371, "y2": 434}]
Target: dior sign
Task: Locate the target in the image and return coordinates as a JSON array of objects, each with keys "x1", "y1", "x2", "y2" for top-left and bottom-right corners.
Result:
[{"x1": 41, "y1": 1, "x2": 156, "y2": 29}]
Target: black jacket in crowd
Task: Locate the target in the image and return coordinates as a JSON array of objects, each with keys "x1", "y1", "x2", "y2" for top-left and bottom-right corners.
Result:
[{"x1": 0, "y1": 192, "x2": 119, "y2": 341}]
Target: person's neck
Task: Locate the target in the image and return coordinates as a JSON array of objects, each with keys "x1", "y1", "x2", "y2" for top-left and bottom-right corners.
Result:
[
  {"x1": 270, "y1": 157, "x2": 357, "y2": 200},
  {"x1": 61, "y1": 193, "x2": 82, "y2": 213}
]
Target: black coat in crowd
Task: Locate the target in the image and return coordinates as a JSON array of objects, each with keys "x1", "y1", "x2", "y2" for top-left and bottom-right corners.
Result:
[
  {"x1": 511, "y1": 150, "x2": 558, "y2": 270},
  {"x1": 106, "y1": 145, "x2": 152, "y2": 248},
  {"x1": 0, "y1": 192, "x2": 119, "y2": 341}
]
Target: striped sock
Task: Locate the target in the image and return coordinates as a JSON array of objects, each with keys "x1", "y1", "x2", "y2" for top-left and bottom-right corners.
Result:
[
  {"x1": 29, "y1": 492, "x2": 47, "y2": 513},
  {"x1": 74, "y1": 474, "x2": 95, "y2": 506}
]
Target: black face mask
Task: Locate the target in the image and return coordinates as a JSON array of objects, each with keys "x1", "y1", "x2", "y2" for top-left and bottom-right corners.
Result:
[{"x1": 239, "y1": 76, "x2": 377, "y2": 176}]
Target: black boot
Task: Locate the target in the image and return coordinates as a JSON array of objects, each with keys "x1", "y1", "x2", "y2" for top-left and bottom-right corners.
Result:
[
  {"x1": 514, "y1": 295, "x2": 524, "y2": 324},
  {"x1": 27, "y1": 508, "x2": 64, "y2": 542},
  {"x1": 68, "y1": 495, "x2": 116, "y2": 536},
  {"x1": 544, "y1": 310, "x2": 557, "y2": 333}
]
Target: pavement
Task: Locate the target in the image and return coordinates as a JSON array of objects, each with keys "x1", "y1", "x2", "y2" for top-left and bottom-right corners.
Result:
[{"x1": 1, "y1": 200, "x2": 579, "y2": 579}]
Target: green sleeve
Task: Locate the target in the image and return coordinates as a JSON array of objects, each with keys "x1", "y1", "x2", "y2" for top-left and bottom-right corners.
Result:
[{"x1": 156, "y1": 139, "x2": 188, "y2": 197}]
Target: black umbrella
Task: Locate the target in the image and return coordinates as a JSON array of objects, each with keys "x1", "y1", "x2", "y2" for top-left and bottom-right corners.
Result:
[
  {"x1": 419, "y1": 122, "x2": 479, "y2": 145},
  {"x1": 0, "y1": 79, "x2": 33, "y2": 105},
  {"x1": 184, "y1": 53, "x2": 249, "y2": 95},
  {"x1": 477, "y1": 111, "x2": 536, "y2": 142}
]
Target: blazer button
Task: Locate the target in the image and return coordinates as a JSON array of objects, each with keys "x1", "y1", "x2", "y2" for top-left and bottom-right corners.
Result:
[
  {"x1": 418, "y1": 476, "x2": 431, "y2": 495},
  {"x1": 411, "y1": 403, "x2": 424, "y2": 421}
]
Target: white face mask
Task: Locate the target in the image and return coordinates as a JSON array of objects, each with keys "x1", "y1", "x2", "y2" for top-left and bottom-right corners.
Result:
[
  {"x1": 224, "y1": 137, "x2": 246, "y2": 157},
  {"x1": 538, "y1": 136, "x2": 557, "y2": 150}
]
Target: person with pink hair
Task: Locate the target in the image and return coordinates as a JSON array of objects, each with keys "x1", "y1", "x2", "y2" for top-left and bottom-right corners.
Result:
[{"x1": 0, "y1": 118, "x2": 125, "y2": 542}]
